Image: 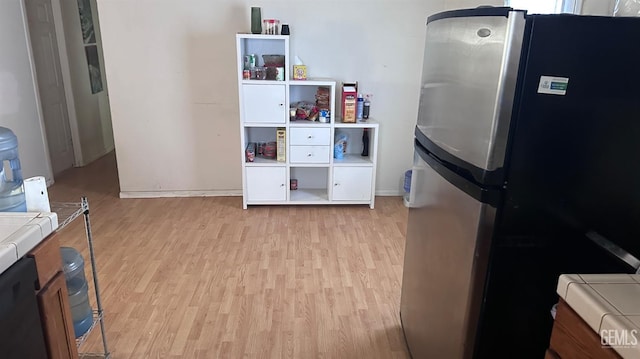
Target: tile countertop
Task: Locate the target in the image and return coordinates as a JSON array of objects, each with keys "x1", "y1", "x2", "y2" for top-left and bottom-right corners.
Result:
[
  {"x1": 557, "y1": 274, "x2": 640, "y2": 358},
  {"x1": 0, "y1": 212, "x2": 58, "y2": 275}
]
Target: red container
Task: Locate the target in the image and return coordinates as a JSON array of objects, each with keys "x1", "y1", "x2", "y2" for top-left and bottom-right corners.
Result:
[
  {"x1": 263, "y1": 142, "x2": 276, "y2": 158},
  {"x1": 341, "y1": 82, "x2": 358, "y2": 123}
]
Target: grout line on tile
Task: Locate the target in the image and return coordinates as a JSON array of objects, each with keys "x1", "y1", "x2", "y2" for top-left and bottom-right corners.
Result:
[{"x1": 588, "y1": 282, "x2": 626, "y2": 320}]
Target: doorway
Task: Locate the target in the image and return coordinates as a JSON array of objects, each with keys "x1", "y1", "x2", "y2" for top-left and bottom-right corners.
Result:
[{"x1": 24, "y1": 0, "x2": 75, "y2": 176}]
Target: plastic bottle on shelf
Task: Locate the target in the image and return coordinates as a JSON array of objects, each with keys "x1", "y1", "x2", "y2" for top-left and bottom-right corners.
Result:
[
  {"x1": 363, "y1": 95, "x2": 371, "y2": 119},
  {"x1": 356, "y1": 93, "x2": 364, "y2": 120},
  {"x1": 0, "y1": 127, "x2": 26, "y2": 212},
  {"x1": 361, "y1": 128, "x2": 370, "y2": 157}
]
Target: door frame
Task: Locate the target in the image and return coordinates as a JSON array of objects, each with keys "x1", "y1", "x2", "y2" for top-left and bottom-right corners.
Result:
[{"x1": 21, "y1": 0, "x2": 84, "y2": 176}]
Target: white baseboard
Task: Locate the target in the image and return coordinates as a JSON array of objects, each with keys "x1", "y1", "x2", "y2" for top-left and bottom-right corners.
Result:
[
  {"x1": 375, "y1": 189, "x2": 403, "y2": 196},
  {"x1": 119, "y1": 190, "x2": 243, "y2": 198},
  {"x1": 120, "y1": 189, "x2": 401, "y2": 199}
]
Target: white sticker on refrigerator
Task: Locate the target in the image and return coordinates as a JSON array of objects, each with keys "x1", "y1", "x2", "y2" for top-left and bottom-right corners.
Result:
[{"x1": 538, "y1": 76, "x2": 569, "y2": 95}]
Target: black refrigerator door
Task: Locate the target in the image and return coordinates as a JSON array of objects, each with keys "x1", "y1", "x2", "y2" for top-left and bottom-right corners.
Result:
[
  {"x1": 415, "y1": 8, "x2": 525, "y2": 186},
  {"x1": 506, "y1": 14, "x2": 640, "y2": 261},
  {"x1": 478, "y1": 16, "x2": 640, "y2": 356}
]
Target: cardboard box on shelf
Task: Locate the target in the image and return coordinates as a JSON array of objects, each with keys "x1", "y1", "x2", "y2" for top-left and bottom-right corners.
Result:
[
  {"x1": 341, "y1": 82, "x2": 357, "y2": 123},
  {"x1": 293, "y1": 65, "x2": 307, "y2": 80},
  {"x1": 276, "y1": 128, "x2": 286, "y2": 162}
]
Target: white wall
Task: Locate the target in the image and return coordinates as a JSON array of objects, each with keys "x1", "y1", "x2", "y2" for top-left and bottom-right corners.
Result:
[
  {"x1": 0, "y1": 0, "x2": 53, "y2": 182},
  {"x1": 58, "y1": 0, "x2": 114, "y2": 166},
  {"x1": 581, "y1": 0, "x2": 615, "y2": 15},
  {"x1": 97, "y1": 0, "x2": 501, "y2": 196}
]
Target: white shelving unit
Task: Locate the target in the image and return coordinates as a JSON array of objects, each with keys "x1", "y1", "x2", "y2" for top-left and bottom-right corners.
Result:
[
  {"x1": 51, "y1": 197, "x2": 110, "y2": 359},
  {"x1": 236, "y1": 34, "x2": 379, "y2": 209}
]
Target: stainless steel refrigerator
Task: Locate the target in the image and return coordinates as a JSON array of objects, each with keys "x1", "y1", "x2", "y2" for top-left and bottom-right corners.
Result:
[{"x1": 401, "y1": 7, "x2": 640, "y2": 358}]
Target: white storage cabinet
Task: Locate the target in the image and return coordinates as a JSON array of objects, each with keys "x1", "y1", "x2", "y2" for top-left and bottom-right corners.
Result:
[{"x1": 237, "y1": 34, "x2": 379, "y2": 209}]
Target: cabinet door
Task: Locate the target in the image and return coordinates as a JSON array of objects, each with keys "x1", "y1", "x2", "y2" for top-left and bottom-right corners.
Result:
[
  {"x1": 332, "y1": 167, "x2": 373, "y2": 201},
  {"x1": 246, "y1": 167, "x2": 287, "y2": 201},
  {"x1": 28, "y1": 233, "x2": 61, "y2": 290},
  {"x1": 37, "y1": 271, "x2": 79, "y2": 359},
  {"x1": 242, "y1": 84, "x2": 286, "y2": 123}
]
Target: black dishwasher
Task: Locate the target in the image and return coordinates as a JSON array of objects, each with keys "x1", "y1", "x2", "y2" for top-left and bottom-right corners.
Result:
[{"x1": 0, "y1": 257, "x2": 48, "y2": 358}]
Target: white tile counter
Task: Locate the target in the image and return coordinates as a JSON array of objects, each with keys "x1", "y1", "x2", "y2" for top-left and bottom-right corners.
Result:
[
  {"x1": 0, "y1": 212, "x2": 58, "y2": 274},
  {"x1": 557, "y1": 274, "x2": 640, "y2": 358}
]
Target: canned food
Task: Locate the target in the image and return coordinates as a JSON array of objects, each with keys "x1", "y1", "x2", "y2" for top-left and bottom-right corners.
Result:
[
  {"x1": 254, "y1": 66, "x2": 267, "y2": 80},
  {"x1": 263, "y1": 142, "x2": 276, "y2": 158},
  {"x1": 243, "y1": 70, "x2": 250, "y2": 80},
  {"x1": 319, "y1": 109, "x2": 330, "y2": 123}
]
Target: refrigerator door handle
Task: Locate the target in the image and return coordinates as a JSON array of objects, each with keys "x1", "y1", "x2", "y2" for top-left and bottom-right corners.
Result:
[
  {"x1": 585, "y1": 230, "x2": 640, "y2": 272},
  {"x1": 415, "y1": 140, "x2": 501, "y2": 207}
]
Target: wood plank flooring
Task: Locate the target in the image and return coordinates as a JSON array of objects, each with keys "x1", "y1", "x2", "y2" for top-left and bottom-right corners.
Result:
[{"x1": 48, "y1": 153, "x2": 410, "y2": 358}]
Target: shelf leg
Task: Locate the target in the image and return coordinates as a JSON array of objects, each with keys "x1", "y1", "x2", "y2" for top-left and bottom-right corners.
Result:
[{"x1": 82, "y1": 197, "x2": 111, "y2": 358}]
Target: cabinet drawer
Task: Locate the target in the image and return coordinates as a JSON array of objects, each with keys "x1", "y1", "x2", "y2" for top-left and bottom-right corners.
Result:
[
  {"x1": 290, "y1": 146, "x2": 330, "y2": 163},
  {"x1": 289, "y1": 127, "x2": 330, "y2": 146},
  {"x1": 27, "y1": 233, "x2": 61, "y2": 290}
]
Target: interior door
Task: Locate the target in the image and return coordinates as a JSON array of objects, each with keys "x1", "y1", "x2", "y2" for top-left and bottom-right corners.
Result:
[{"x1": 25, "y1": 0, "x2": 75, "y2": 175}]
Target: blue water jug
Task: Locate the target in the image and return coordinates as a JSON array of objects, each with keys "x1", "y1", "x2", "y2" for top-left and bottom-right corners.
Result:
[
  {"x1": 0, "y1": 127, "x2": 25, "y2": 212},
  {"x1": 60, "y1": 247, "x2": 93, "y2": 337}
]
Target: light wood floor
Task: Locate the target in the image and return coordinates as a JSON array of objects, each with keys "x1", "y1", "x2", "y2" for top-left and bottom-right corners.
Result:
[{"x1": 48, "y1": 153, "x2": 410, "y2": 358}]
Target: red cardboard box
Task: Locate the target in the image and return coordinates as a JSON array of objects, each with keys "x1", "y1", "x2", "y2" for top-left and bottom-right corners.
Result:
[{"x1": 341, "y1": 82, "x2": 358, "y2": 123}]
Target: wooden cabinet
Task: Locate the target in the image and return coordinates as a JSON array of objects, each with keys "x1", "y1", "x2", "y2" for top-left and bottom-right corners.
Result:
[
  {"x1": 546, "y1": 299, "x2": 621, "y2": 359},
  {"x1": 545, "y1": 349, "x2": 561, "y2": 359},
  {"x1": 28, "y1": 234, "x2": 78, "y2": 359},
  {"x1": 38, "y1": 272, "x2": 78, "y2": 359}
]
